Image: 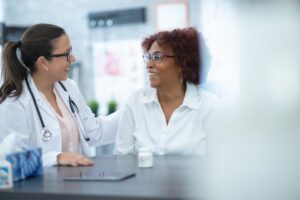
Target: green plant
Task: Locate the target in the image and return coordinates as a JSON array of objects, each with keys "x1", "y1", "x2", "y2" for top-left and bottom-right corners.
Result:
[
  {"x1": 107, "y1": 99, "x2": 117, "y2": 115},
  {"x1": 88, "y1": 100, "x2": 99, "y2": 117}
]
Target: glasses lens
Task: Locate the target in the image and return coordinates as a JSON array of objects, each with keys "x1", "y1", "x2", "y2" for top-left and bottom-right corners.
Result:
[
  {"x1": 67, "y1": 49, "x2": 71, "y2": 61},
  {"x1": 152, "y1": 53, "x2": 163, "y2": 62},
  {"x1": 143, "y1": 53, "x2": 150, "y2": 63}
]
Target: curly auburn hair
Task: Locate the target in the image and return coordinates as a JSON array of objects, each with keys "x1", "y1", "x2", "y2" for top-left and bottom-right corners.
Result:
[{"x1": 141, "y1": 27, "x2": 210, "y2": 85}]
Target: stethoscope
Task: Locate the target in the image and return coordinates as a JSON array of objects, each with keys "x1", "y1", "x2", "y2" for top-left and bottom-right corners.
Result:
[{"x1": 25, "y1": 78, "x2": 90, "y2": 142}]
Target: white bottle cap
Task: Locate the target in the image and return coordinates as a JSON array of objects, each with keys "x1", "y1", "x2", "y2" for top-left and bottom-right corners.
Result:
[{"x1": 138, "y1": 147, "x2": 152, "y2": 152}]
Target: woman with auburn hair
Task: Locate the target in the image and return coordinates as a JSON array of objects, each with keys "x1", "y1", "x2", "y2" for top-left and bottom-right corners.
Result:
[{"x1": 115, "y1": 27, "x2": 217, "y2": 155}]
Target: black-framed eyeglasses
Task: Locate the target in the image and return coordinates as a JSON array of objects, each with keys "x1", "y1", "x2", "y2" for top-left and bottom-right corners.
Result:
[
  {"x1": 143, "y1": 52, "x2": 174, "y2": 63},
  {"x1": 47, "y1": 48, "x2": 73, "y2": 61}
]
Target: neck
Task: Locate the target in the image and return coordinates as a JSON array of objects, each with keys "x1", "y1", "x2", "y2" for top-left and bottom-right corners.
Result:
[
  {"x1": 158, "y1": 82, "x2": 186, "y2": 104},
  {"x1": 32, "y1": 73, "x2": 54, "y2": 94}
]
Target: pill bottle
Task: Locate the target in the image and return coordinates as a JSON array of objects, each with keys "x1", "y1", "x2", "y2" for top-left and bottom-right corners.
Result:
[{"x1": 138, "y1": 147, "x2": 153, "y2": 168}]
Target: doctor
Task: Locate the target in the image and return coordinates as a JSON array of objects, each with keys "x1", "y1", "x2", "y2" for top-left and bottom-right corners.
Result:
[{"x1": 0, "y1": 23, "x2": 119, "y2": 167}]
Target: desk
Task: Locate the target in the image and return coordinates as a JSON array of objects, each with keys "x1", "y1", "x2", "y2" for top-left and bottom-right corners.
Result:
[{"x1": 0, "y1": 155, "x2": 208, "y2": 200}]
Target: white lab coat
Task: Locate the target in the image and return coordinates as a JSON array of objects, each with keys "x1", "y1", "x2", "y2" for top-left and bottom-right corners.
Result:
[{"x1": 0, "y1": 76, "x2": 120, "y2": 166}]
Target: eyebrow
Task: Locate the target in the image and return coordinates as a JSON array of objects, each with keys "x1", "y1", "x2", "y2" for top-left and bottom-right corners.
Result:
[
  {"x1": 61, "y1": 47, "x2": 72, "y2": 53},
  {"x1": 53, "y1": 47, "x2": 72, "y2": 54},
  {"x1": 148, "y1": 51, "x2": 163, "y2": 54},
  {"x1": 65, "y1": 47, "x2": 72, "y2": 52}
]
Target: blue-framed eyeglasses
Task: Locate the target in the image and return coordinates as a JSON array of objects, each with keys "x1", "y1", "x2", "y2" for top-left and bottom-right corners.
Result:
[
  {"x1": 143, "y1": 52, "x2": 174, "y2": 63},
  {"x1": 47, "y1": 48, "x2": 73, "y2": 61}
]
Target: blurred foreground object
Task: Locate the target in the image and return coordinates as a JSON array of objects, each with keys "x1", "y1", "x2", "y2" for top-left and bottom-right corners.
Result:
[
  {"x1": 0, "y1": 155, "x2": 12, "y2": 189},
  {"x1": 6, "y1": 148, "x2": 43, "y2": 182},
  {"x1": 192, "y1": 0, "x2": 300, "y2": 199}
]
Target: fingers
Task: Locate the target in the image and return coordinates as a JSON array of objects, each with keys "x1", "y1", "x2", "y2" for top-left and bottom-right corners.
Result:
[
  {"x1": 76, "y1": 157, "x2": 94, "y2": 166},
  {"x1": 57, "y1": 152, "x2": 94, "y2": 166}
]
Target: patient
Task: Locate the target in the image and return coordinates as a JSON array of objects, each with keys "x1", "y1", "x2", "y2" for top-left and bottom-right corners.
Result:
[{"x1": 115, "y1": 27, "x2": 217, "y2": 155}]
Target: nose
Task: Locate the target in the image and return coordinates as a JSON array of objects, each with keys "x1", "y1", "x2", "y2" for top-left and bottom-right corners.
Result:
[
  {"x1": 146, "y1": 59, "x2": 154, "y2": 70},
  {"x1": 69, "y1": 54, "x2": 76, "y2": 63}
]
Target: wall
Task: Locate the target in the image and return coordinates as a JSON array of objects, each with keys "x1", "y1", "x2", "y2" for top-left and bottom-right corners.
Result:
[{"x1": 3, "y1": 0, "x2": 201, "y2": 100}]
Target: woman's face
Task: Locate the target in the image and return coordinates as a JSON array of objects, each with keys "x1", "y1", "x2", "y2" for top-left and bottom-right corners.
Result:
[
  {"x1": 46, "y1": 34, "x2": 76, "y2": 81},
  {"x1": 146, "y1": 41, "x2": 182, "y2": 90}
]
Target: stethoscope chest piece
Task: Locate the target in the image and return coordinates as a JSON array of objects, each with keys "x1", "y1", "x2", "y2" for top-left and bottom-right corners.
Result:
[
  {"x1": 42, "y1": 128, "x2": 52, "y2": 142},
  {"x1": 26, "y1": 78, "x2": 89, "y2": 142}
]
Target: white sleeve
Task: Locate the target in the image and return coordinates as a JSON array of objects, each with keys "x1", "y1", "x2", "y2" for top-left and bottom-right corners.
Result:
[
  {"x1": 114, "y1": 105, "x2": 135, "y2": 154},
  {"x1": 68, "y1": 79, "x2": 119, "y2": 146},
  {"x1": 42, "y1": 151, "x2": 61, "y2": 167},
  {"x1": 0, "y1": 101, "x2": 60, "y2": 167},
  {"x1": 97, "y1": 109, "x2": 121, "y2": 145},
  {"x1": 0, "y1": 101, "x2": 30, "y2": 149}
]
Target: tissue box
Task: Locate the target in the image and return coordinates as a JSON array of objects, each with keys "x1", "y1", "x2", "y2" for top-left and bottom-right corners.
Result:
[{"x1": 5, "y1": 147, "x2": 43, "y2": 182}]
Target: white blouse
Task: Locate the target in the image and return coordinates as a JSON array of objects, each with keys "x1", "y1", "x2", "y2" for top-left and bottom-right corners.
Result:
[
  {"x1": 40, "y1": 89, "x2": 80, "y2": 153},
  {"x1": 115, "y1": 83, "x2": 218, "y2": 155}
]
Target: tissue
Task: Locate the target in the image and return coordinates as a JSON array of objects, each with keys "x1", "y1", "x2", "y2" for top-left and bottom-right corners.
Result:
[
  {"x1": 6, "y1": 148, "x2": 43, "y2": 182},
  {"x1": 0, "y1": 133, "x2": 43, "y2": 182}
]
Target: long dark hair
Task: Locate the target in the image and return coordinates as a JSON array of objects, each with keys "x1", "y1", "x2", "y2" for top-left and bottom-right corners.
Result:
[{"x1": 0, "y1": 23, "x2": 66, "y2": 103}]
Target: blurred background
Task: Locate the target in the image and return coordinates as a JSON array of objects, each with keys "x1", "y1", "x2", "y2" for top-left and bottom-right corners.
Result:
[
  {"x1": 0, "y1": 0, "x2": 232, "y2": 154},
  {"x1": 1, "y1": 0, "x2": 300, "y2": 198},
  {"x1": 0, "y1": 0, "x2": 234, "y2": 114},
  {"x1": 0, "y1": 0, "x2": 193, "y2": 111}
]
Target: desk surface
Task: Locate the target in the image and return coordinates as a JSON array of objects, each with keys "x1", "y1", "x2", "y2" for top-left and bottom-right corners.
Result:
[{"x1": 0, "y1": 155, "x2": 208, "y2": 200}]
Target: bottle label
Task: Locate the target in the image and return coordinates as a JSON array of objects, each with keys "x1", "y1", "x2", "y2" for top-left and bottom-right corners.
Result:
[
  {"x1": 138, "y1": 154, "x2": 153, "y2": 168},
  {"x1": 0, "y1": 167, "x2": 9, "y2": 186}
]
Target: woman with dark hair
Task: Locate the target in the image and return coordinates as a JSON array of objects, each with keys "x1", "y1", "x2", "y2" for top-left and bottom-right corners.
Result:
[
  {"x1": 0, "y1": 23, "x2": 119, "y2": 166},
  {"x1": 115, "y1": 27, "x2": 217, "y2": 155}
]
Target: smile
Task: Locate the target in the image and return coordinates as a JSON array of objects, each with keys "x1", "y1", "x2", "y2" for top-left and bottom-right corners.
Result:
[{"x1": 148, "y1": 72, "x2": 159, "y2": 76}]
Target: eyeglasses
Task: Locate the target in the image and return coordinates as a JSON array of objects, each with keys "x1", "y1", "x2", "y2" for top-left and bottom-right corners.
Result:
[
  {"x1": 47, "y1": 48, "x2": 73, "y2": 61},
  {"x1": 143, "y1": 52, "x2": 174, "y2": 63}
]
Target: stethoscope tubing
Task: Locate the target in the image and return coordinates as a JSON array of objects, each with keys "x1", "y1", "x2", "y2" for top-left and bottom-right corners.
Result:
[
  {"x1": 25, "y1": 77, "x2": 90, "y2": 142},
  {"x1": 25, "y1": 78, "x2": 46, "y2": 129}
]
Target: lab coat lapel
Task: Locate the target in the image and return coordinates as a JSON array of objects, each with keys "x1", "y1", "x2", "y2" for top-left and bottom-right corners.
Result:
[
  {"x1": 54, "y1": 81, "x2": 92, "y2": 157},
  {"x1": 54, "y1": 82, "x2": 72, "y2": 113},
  {"x1": 27, "y1": 76, "x2": 56, "y2": 120}
]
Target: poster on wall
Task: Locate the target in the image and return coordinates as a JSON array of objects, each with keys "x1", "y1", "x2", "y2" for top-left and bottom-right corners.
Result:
[{"x1": 93, "y1": 39, "x2": 145, "y2": 114}]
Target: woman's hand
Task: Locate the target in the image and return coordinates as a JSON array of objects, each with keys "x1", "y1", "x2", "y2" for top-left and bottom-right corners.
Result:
[{"x1": 57, "y1": 152, "x2": 94, "y2": 166}]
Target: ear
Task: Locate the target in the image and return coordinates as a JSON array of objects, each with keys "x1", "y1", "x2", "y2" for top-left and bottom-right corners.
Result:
[
  {"x1": 177, "y1": 66, "x2": 183, "y2": 81},
  {"x1": 177, "y1": 65, "x2": 183, "y2": 75},
  {"x1": 36, "y1": 56, "x2": 49, "y2": 71}
]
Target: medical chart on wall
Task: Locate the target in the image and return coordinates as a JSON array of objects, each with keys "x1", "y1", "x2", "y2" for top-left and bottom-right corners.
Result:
[{"x1": 93, "y1": 39, "x2": 145, "y2": 113}]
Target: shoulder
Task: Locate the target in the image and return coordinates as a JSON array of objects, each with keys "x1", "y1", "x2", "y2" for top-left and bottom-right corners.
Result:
[
  {"x1": 197, "y1": 88, "x2": 220, "y2": 117},
  {"x1": 198, "y1": 88, "x2": 218, "y2": 106},
  {"x1": 1, "y1": 81, "x2": 31, "y2": 110},
  {"x1": 0, "y1": 95, "x2": 26, "y2": 114},
  {"x1": 186, "y1": 83, "x2": 219, "y2": 111},
  {"x1": 125, "y1": 87, "x2": 155, "y2": 105}
]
